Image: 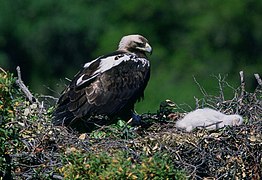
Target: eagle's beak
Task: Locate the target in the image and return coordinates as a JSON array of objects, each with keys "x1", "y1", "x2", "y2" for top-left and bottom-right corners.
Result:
[
  {"x1": 136, "y1": 43, "x2": 153, "y2": 55},
  {"x1": 144, "y1": 42, "x2": 153, "y2": 55}
]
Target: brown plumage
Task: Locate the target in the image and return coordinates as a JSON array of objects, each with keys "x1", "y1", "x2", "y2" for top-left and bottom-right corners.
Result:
[{"x1": 52, "y1": 34, "x2": 152, "y2": 131}]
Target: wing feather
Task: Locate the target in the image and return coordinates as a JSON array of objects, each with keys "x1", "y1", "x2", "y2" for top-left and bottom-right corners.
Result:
[{"x1": 52, "y1": 52, "x2": 150, "y2": 126}]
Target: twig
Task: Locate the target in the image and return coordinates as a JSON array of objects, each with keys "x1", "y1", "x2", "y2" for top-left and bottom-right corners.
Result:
[
  {"x1": 0, "y1": 66, "x2": 7, "y2": 74},
  {"x1": 65, "y1": 77, "x2": 72, "y2": 82},
  {"x1": 38, "y1": 95, "x2": 59, "y2": 101},
  {"x1": 193, "y1": 76, "x2": 208, "y2": 96},
  {"x1": 196, "y1": 120, "x2": 223, "y2": 129},
  {"x1": 215, "y1": 74, "x2": 225, "y2": 101},
  {"x1": 16, "y1": 66, "x2": 41, "y2": 107},
  {"x1": 194, "y1": 96, "x2": 200, "y2": 109},
  {"x1": 52, "y1": 175, "x2": 63, "y2": 180},
  {"x1": 17, "y1": 163, "x2": 41, "y2": 168},
  {"x1": 171, "y1": 150, "x2": 198, "y2": 178},
  {"x1": 254, "y1": 73, "x2": 262, "y2": 86},
  {"x1": 239, "y1": 71, "x2": 245, "y2": 97},
  {"x1": 43, "y1": 85, "x2": 61, "y2": 96}
]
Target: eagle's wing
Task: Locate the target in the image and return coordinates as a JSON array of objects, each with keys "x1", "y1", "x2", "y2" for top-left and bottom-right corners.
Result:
[{"x1": 52, "y1": 52, "x2": 150, "y2": 126}]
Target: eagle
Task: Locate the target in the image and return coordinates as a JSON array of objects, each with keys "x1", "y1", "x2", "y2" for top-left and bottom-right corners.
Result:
[{"x1": 52, "y1": 34, "x2": 152, "y2": 131}]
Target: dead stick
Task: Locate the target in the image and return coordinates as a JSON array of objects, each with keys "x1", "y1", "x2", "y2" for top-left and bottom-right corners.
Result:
[
  {"x1": 254, "y1": 74, "x2": 262, "y2": 86},
  {"x1": 0, "y1": 67, "x2": 7, "y2": 74},
  {"x1": 193, "y1": 76, "x2": 208, "y2": 96},
  {"x1": 217, "y1": 74, "x2": 225, "y2": 101},
  {"x1": 16, "y1": 66, "x2": 40, "y2": 105},
  {"x1": 239, "y1": 71, "x2": 245, "y2": 97}
]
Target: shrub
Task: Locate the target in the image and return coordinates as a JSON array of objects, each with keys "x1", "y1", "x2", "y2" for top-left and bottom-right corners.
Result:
[
  {"x1": 59, "y1": 150, "x2": 186, "y2": 180},
  {"x1": 0, "y1": 71, "x2": 21, "y2": 178}
]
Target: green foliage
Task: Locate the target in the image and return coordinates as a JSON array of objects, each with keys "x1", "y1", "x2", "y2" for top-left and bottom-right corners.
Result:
[
  {"x1": 59, "y1": 151, "x2": 186, "y2": 180},
  {"x1": 0, "y1": 72, "x2": 16, "y2": 118},
  {"x1": 0, "y1": 70, "x2": 54, "y2": 178},
  {"x1": 90, "y1": 120, "x2": 137, "y2": 139},
  {"x1": 0, "y1": 71, "x2": 21, "y2": 177}
]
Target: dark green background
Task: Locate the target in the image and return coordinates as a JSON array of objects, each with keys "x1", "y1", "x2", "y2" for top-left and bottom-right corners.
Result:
[{"x1": 0, "y1": 0, "x2": 261, "y2": 112}]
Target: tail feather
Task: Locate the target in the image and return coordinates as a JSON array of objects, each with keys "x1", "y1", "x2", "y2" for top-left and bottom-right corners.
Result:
[{"x1": 52, "y1": 107, "x2": 75, "y2": 126}]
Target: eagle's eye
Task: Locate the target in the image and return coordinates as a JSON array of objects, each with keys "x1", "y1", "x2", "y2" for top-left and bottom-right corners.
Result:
[{"x1": 136, "y1": 42, "x2": 144, "y2": 47}]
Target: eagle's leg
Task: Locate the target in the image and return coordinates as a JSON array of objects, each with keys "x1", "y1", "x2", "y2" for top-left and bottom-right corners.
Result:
[{"x1": 131, "y1": 110, "x2": 142, "y2": 125}]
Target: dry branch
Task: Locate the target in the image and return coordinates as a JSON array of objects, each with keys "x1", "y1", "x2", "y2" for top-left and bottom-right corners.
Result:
[
  {"x1": 15, "y1": 66, "x2": 43, "y2": 109},
  {"x1": 254, "y1": 73, "x2": 262, "y2": 86},
  {"x1": 16, "y1": 66, "x2": 36, "y2": 103},
  {"x1": 0, "y1": 66, "x2": 7, "y2": 74},
  {"x1": 239, "y1": 71, "x2": 245, "y2": 98}
]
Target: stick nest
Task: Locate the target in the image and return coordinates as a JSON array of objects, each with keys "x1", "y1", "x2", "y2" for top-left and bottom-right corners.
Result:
[{"x1": 1, "y1": 68, "x2": 261, "y2": 179}]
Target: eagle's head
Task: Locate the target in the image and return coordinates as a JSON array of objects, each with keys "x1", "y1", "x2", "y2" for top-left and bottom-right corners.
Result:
[{"x1": 118, "y1": 34, "x2": 152, "y2": 57}]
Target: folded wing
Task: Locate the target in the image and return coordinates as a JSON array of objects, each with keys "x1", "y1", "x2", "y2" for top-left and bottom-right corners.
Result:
[{"x1": 52, "y1": 52, "x2": 150, "y2": 126}]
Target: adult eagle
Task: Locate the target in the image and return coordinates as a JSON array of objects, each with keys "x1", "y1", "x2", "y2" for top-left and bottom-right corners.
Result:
[{"x1": 52, "y1": 34, "x2": 152, "y2": 131}]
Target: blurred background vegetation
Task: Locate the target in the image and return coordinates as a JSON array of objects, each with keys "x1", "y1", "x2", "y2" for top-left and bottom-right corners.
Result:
[{"x1": 0, "y1": 0, "x2": 261, "y2": 113}]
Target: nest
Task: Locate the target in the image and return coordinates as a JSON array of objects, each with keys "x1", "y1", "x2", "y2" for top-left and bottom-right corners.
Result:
[{"x1": 1, "y1": 67, "x2": 261, "y2": 179}]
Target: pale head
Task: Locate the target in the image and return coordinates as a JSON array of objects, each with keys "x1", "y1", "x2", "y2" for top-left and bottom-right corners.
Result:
[{"x1": 118, "y1": 34, "x2": 152, "y2": 56}]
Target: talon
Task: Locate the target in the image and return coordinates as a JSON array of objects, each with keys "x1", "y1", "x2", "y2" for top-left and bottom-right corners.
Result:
[{"x1": 131, "y1": 111, "x2": 141, "y2": 125}]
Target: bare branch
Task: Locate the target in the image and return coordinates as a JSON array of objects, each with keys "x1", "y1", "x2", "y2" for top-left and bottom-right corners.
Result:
[
  {"x1": 65, "y1": 77, "x2": 72, "y2": 82},
  {"x1": 38, "y1": 95, "x2": 59, "y2": 101},
  {"x1": 16, "y1": 66, "x2": 36, "y2": 103},
  {"x1": 0, "y1": 66, "x2": 7, "y2": 74},
  {"x1": 239, "y1": 71, "x2": 245, "y2": 97},
  {"x1": 215, "y1": 74, "x2": 225, "y2": 101},
  {"x1": 16, "y1": 66, "x2": 42, "y2": 109},
  {"x1": 193, "y1": 76, "x2": 208, "y2": 96},
  {"x1": 194, "y1": 96, "x2": 200, "y2": 109},
  {"x1": 254, "y1": 73, "x2": 262, "y2": 86}
]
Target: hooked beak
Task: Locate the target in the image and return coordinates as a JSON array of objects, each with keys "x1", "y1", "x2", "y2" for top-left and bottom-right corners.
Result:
[
  {"x1": 136, "y1": 42, "x2": 153, "y2": 55},
  {"x1": 144, "y1": 42, "x2": 152, "y2": 55}
]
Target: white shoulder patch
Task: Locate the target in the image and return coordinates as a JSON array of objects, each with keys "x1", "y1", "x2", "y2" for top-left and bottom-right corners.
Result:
[
  {"x1": 95, "y1": 53, "x2": 149, "y2": 74},
  {"x1": 76, "y1": 73, "x2": 98, "y2": 87},
  {"x1": 76, "y1": 53, "x2": 149, "y2": 87},
  {"x1": 83, "y1": 58, "x2": 99, "y2": 68}
]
